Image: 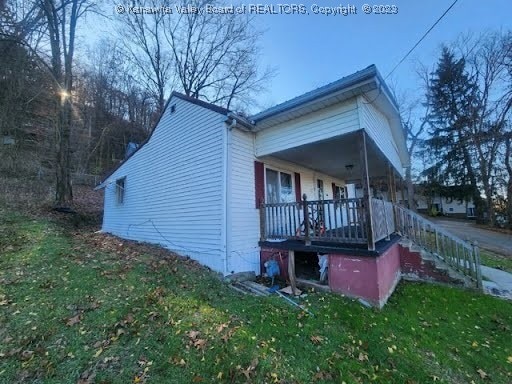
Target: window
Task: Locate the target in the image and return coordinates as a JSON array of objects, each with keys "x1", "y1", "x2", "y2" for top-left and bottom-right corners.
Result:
[
  {"x1": 334, "y1": 185, "x2": 347, "y2": 200},
  {"x1": 317, "y1": 179, "x2": 324, "y2": 200},
  {"x1": 116, "y1": 177, "x2": 125, "y2": 204},
  {"x1": 265, "y1": 168, "x2": 293, "y2": 203}
]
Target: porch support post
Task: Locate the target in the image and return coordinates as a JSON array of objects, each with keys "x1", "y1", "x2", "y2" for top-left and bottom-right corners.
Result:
[
  {"x1": 359, "y1": 130, "x2": 375, "y2": 251},
  {"x1": 389, "y1": 166, "x2": 399, "y2": 233},
  {"x1": 288, "y1": 250, "x2": 298, "y2": 295},
  {"x1": 259, "y1": 198, "x2": 266, "y2": 241},
  {"x1": 386, "y1": 163, "x2": 395, "y2": 203},
  {"x1": 400, "y1": 172, "x2": 406, "y2": 207}
]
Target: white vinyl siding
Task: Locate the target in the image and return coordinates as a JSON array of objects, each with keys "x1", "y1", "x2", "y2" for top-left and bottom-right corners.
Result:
[
  {"x1": 227, "y1": 128, "x2": 260, "y2": 274},
  {"x1": 358, "y1": 96, "x2": 403, "y2": 175},
  {"x1": 228, "y1": 129, "x2": 351, "y2": 275},
  {"x1": 102, "y1": 96, "x2": 227, "y2": 273},
  {"x1": 255, "y1": 98, "x2": 359, "y2": 156}
]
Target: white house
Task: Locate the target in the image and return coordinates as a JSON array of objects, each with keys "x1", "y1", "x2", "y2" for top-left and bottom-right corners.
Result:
[
  {"x1": 416, "y1": 194, "x2": 476, "y2": 218},
  {"x1": 97, "y1": 65, "x2": 416, "y2": 305}
]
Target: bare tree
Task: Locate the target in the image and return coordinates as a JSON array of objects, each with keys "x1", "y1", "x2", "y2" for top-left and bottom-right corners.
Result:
[
  {"x1": 460, "y1": 31, "x2": 512, "y2": 225},
  {"x1": 163, "y1": 0, "x2": 273, "y2": 110},
  {"x1": 33, "y1": 0, "x2": 96, "y2": 206},
  {"x1": 390, "y1": 64, "x2": 431, "y2": 211},
  {"x1": 113, "y1": 0, "x2": 272, "y2": 113},
  {"x1": 115, "y1": 0, "x2": 172, "y2": 116}
]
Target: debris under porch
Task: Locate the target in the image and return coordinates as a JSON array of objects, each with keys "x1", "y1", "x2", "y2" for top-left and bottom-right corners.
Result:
[{"x1": 260, "y1": 236, "x2": 402, "y2": 308}]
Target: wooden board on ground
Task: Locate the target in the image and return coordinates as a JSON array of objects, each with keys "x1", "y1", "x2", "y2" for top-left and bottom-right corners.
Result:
[{"x1": 279, "y1": 286, "x2": 302, "y2": 296}]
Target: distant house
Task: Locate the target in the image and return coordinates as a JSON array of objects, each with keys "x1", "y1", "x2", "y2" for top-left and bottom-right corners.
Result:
[
  {"x1": 98, "y1": 65, "x2": 478, "y2": 306},
  {"x1": 415, "y1": 194, "x2": 475, "y2": 218},
  {"x1": 414, "y1": 185, "x2": 476, "y2": 219}
]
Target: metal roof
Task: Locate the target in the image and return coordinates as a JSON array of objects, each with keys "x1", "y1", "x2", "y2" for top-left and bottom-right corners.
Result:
[{"x1": 251, "y1": 64, "x2": 400, "y2": 124}]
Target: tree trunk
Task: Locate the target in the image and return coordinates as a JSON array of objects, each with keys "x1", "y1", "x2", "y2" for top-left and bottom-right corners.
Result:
[
  {"x1": 507, "y1": 179, "x2": 512, "y2": 230},
  {"x1": 55, "y1": 95, "x2": 73, "y2": 206},
  {"x1": 406, "y1": 166, "x2": 415, "y2": 211}
]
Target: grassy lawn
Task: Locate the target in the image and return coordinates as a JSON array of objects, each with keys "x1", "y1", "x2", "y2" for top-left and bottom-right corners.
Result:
[
  {"x1": 1, "y1": 210, "x2": 511, "y2": 384},
  {"x1": 480, "y1": 249, "x2": 512, "y2": 274}
]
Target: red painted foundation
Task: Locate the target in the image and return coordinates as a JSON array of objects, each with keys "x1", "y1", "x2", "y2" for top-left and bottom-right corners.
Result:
[
  {"x1": 328, "y1": 243, "x2": 401, "y2": 307},
  {"x1": 260, "y1": 244, "x2": 402, "y2": 307},
  {"x1": 260, "y1": 240, "x2": 465, "y2": 307}
]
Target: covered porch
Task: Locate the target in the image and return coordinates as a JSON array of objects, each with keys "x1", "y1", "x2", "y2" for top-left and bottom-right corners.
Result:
[{"x1": 258, "y1": 129, "x2": 404, "y2": 252}]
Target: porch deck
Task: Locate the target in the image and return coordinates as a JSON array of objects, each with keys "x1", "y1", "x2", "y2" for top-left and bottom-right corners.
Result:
[{"x1": 259, "y1": 233, "x2": 402, "y2": 257}]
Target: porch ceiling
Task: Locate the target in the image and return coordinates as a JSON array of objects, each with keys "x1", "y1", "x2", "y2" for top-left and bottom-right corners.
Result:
[{"x1": 266, "y1": 131, "x2": 390, "y2": 182}]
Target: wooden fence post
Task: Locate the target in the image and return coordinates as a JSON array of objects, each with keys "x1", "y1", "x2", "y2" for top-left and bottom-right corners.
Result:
[
  {"x1": 472, "y1": 241, "x2": 483, "y2": 290},
  {"x1": 288, "y1": 250, "x2": 298, "y2": 295}
]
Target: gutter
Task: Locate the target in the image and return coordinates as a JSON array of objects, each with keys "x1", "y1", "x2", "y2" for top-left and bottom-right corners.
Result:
[{"x1": 225, "y1": 112, "x2": 255, "y2": 131}]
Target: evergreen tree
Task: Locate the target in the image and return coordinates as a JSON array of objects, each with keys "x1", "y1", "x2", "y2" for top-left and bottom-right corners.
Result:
[{"x1": 423, "y1": 47, "x2": 485, "y2": 220}]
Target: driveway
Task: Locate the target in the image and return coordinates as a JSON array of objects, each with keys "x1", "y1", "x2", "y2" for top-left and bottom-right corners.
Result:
[{"x1": 427, "y1": 217, "x2": 512, "y2": 256}]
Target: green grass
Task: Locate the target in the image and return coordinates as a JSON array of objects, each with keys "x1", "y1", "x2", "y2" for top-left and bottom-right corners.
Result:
[
  {"x1": 480, "y1": 249, "x2": 512, "y2": 274},
  {"x1": 1, "y1": 211, "x2": 511, "y2": 383}
]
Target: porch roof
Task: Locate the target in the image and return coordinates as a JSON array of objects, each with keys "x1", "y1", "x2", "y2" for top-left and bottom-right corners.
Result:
[
  {"x1": 250, "y1": 65, "x2": 408, "y2": 169},
  {"x1": 263, "y1": 130, "x2": 394, "y2": 181}
]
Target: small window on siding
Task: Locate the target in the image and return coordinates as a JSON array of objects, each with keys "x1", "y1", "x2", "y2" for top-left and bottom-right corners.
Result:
[{"x1": 116, "y1": 177, "x2": 126, "y2": 204}]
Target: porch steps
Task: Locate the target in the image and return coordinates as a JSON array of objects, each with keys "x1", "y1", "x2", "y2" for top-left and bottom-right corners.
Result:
[
  {"x1": 399, "y1": 239, "x2": 472, "y2": 288},
  {"x1": 394, "y1": 204, "x2": 483, "y2": 289}
]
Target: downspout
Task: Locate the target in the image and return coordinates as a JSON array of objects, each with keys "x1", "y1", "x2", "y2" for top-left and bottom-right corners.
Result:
[{"x1": 223, "y1": 118, "x2": 237, "y2": 275}]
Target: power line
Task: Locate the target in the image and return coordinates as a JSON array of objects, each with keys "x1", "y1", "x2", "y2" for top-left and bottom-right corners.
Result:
[{"x1": 385, "y1": 0, "x2": 460, "y2": 80}]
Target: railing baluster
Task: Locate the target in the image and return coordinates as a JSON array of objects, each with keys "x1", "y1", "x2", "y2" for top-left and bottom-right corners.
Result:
[
  {"x1": 333, "y1": 199, "x2": 339, "y2": 239},
  {"x1": 327, "y1": 200, "x2": 332, "y2": 240},
  {"x1": 348, "y1": 202, "x2": 357, "y2": 240}
]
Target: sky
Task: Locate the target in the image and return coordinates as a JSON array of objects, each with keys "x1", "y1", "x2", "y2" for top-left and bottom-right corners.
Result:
[
  {"x1": 87, "y1": 0, "x2": 512, "y2": 111},
  {"x1": 246, "y1": 0, "x2": 511, "y2": 109}
]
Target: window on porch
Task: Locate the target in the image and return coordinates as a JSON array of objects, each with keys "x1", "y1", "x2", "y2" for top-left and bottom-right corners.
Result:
[{"x1": 265, "y1": 168, "x2": 294, "y2": 203}]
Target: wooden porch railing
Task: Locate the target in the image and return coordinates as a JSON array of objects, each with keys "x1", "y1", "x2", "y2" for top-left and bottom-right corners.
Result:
[
  {"x1": 259, "y1": 195, "x2": 482, "y2": 288},
  {"x1": 394, "y1": 204, "x2": 483, "y2": 289},
  {"x1": 260, "y1": 195, "x2": 370, "y2": 244},
  {"x1": 371, "y1": 198, "x2": 396, "y2": 242}
]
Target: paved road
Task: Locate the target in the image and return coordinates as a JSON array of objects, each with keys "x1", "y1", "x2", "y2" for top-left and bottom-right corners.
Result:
[{"x1": 428, "y1": 217, "x2": 512, "y2": 257}]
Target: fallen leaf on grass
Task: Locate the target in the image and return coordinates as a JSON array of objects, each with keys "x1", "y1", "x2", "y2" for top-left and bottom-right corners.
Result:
[
  {"x1": 240, "y1": 358, "x2": 259, "y2": 380},
  {"x1": 169, "y1": 356, "x2": 186, "y2": 366},
  {"x1": 77, "y1": 368, "x2": 96, "y2": 384},
  {"x1": 310, "y1": 335, "x2": 324, "y2": 345},
  {"x1": 313, "y1": 371, "x2": 333, "y2": 380},
  {"x1": 66, "y1": 314, "x2": 82, "y2": 326},
  {"x1": 94, "y1": 348, "x2": 103, "y2": 358},
  {"x1": 193, "y1": 339, "x2": 207, "y2": 350},
  {"x1": 216, "y1": 323, "x2": 228, "y2": 333},
  {"x1": 477, "y1": 369, "x2": 488, "y2": 379},
  {"x1": 188, "y1": 330, "x2": 200, "y2": 340},
  {"x1": 358, "y1": 352, "x2": 368, "y2": 361},
  {"x1": 507, "y1": 356, "x2": 512, "y2": 363}
]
